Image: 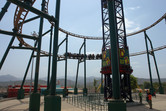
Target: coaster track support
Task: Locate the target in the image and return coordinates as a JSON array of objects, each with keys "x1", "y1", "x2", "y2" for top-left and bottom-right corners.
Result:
[{"x1": 101, "y1": 0, "x2": 133, "y2": 103}]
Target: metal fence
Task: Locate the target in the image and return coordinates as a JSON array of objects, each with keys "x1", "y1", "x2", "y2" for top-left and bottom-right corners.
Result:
[
  {"x1": 64, "y1": 93, "x2": 108, "y2": 111},
  {"x1": 132, "y1": 93, "x2": 147, "y2": 102},
  {"x1": 63, "y1": 93, "x2": 147, "y2": 111}
]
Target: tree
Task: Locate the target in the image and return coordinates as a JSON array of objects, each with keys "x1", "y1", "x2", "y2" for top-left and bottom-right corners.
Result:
[
  {"x1": 143, "y1": 81, "x2": 151, "y2": 89},
  {"x1": 130, "y1": 75, "x2": 138, "y2": 90},
  {"x1": 138, "y1": 84, "x2": 144, "y2": 89},
  {"x1": 162, "y1": 82, "x2": 166, "y2": 88},
  {"x1": 162, "y1": 82, "x2": 166, "y2": 93},
  {"x1": 93, "y1": 79, "x2": 97, "y2": 93},
  {"x1": 153, "y1": 82, "x2": 159, "y2": 92}
]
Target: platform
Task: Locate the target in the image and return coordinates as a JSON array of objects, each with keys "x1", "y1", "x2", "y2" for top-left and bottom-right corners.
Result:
[{"x1": 0, "y1": 94, "x2": 166, "y2": 111}]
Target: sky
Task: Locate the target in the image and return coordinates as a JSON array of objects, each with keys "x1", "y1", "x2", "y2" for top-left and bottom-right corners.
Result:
[{"x1": 0, "y1": 0, "x2": 166, "y2": 80}]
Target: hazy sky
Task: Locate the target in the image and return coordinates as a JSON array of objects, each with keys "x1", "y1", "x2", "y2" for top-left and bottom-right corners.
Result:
[{"x1": 0, "y1": 0, "x2": 166, "y2": 80}]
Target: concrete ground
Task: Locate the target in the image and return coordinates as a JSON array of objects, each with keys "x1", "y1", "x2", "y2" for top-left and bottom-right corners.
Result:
[
  {"x1": 0, "y1": 94, "x2": 166, "y2": 111},
  {"x1": 128, "y1": 94, "x2": 166, "y2": 111}
]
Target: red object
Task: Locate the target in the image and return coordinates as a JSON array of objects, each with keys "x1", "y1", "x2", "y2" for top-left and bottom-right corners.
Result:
[
  {"x1": 100, "y1": 65, "x2": 133, "y2": 75},
  {"x1": 148, "y1": 94, "x2": 152, "y2": 100},
  {"x1": 7, "y1": 85, "x2": 45, "y2": 98},
  {"x1": 101, "y1": 48, "x2": 133, "y2": 75}
]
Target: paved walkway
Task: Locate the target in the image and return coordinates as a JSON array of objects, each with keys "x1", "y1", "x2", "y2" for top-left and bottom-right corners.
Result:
[
  {"x1": 127, "y1": 94, "x2": 166, "y2": 111},
  {"x1": 0, "y1": 94, "x2": 166, "y2": 111}
]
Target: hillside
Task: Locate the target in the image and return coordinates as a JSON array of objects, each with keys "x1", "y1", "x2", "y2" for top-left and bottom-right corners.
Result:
[
  {"x1": 137, "y1": 78, "x2": 166, "y2": 84},
  {"x1": 0, "y1": 74, "x2": 166, "y2": 87},
  {"x1": 0, "y1": 74, "x2": 20, "y2": 82}
]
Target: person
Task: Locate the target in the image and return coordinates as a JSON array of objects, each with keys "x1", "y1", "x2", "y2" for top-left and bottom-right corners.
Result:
[
  {"x1": 154, "y1": 91, "x2": 156, "y2": 98},
  {"x1": 139, "y1": 90, "x2": 142, "y2": 104},
  {"x1": 146, "y1": 91, "x2": 149, "y2": 102},
  {"x1": 148, "y1": 92, "x2": 152, "y2": 109}
]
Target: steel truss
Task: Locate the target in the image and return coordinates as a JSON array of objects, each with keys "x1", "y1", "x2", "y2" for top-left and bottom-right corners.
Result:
[
  {"x1": 0, "y1": 0, "x2": 165, "y2": 103},
  {"x1": 101, "y1": 0, "x2": 132, "y2": 101}
]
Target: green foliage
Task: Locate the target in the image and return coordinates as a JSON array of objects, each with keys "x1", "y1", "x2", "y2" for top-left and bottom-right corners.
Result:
[
  {"x1": 143, "y1": 81, "x2": 151, "y2": 89},
  {"x1": 130, "y1": 75, "x2": 138, "y2": 90},
  {"x1": 93, "y1": 79, "x2": 97, "y2": 87},
  {"x1": 138, "y1": 84, "x2": 144, "y2": 89},
  {"x1": 153, "y1": 82, "x2": 159, "y2": 91},
  {"x1": 162, "y1": 82, "x2": 166, "y2": 88},
  {"x1": 138, "y1": 82, "x2": 166, "y2": 93},
  {"x1": 163, "y1": 82, "x2": 166, "y2": 93},
  {"x1": 93, "y1": 79, "x2": 97, "y2": 93},
  {"x1": 141, "y1": 82, "x2": 166, "y2": 93}
]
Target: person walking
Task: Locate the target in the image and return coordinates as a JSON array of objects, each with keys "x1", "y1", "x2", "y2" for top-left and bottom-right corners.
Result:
[
  {"x1": 154, "y1": 91, "x2": 156, "y2": 98},
  {"x1": 139, "y1": 90, "x2": 142, "y2": 104},
  {"x1": 148, "y1": 92, "x2": 152, "y2": 109}
]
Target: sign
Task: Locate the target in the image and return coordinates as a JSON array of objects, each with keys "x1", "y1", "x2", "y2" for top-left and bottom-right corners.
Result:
[{"x1": 102, "y1": 48, "x2": 130, "y2": 67}]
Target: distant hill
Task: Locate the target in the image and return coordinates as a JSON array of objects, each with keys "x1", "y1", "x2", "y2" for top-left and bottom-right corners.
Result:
[
  {"x1": 0, "y1": 79, "x2": 47, "y2": 87},
  {"x1": 137, "y1": 78, "x2": 166, "y2": 84},
  {"x1": 58, "y1": 79, "x2": 75, "y2": 87},
  {"x1": 1, "y1": 74, "x2": 166, "y2": 87},
  {"x1": 0, "y1": 74, "x2": 20, "y2": 82},
  {"x1": 41, "y1": 76, "x2": 100, "y2": 82},
  {"x1": 41, "y1": 76, "x2": 100, "y2": 87},
  {"x1": 0, "y1": 74, "x2": 100, "y2": 88}
]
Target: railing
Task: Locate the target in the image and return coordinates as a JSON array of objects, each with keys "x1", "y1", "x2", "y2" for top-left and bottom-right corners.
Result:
[
  {"x1": 132, "y1": 93, "x2": 147, "y2": 103},
  {"x1": 63, "y1": 93, "x2": 148, "y2": 111},
  {"x1": 64, "y1": 93, "x2": 108, "y2": 111}
]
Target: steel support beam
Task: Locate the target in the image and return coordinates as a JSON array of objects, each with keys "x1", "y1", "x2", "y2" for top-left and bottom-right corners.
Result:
[
  {"x1": 42, "y1": 29, "x2": 51, "y2": 37},
  {"x1": 74, "y1": 41, "x2": 84, "y2": 95},
  {"x1": 29, "y1": 0, "x2": 45, "y2": 110},
  {"x1": 144, "y1": 31, "x2": 164, "y2": 94},
  {"x1": 0, "y1": 29, "x2": 38, "y2": 40},
  {"x1": 144, "y1": 31, "x2": 154, "y2": 95},
  {"x1": 127, "y1": 75, "x2": 133, "y2": 102},
  {"x1": 17, "y1": 41, "x2": 37, "y2": 99},
  {"x1": 33, "y1": 1, "x2": 44, "y2": 94},
  {"x1": 46, "y1": 26, "x2": 53, "y2": 91},
  {"x1": 44, "y1": 0, "x2": 61, "y2": 110},
  {"x1": 83, "y1": 38, "x2": 88, "y2": 96},
  {"x1": 0, "y1": 1, "x2": 11, "y2": 21},
  {"x1": 50, "y1": 3, "x2": 60, "y2": 94},
  {"x1": 0, "y1": 29, "x2": 17, "y2": 70},
  {"x1": 8, "y1": 0, "x2": 56, "y2": 22},
  {"x1": 23, "y1": 16, "x2": 40, "y2": 24},
  {"x1": 58, "y1": 37, "x2": 67, "y2": 48},
  {"x1": 44, "y1": 26, "x2": 53, "y2": 96},
  {"x1": 21, "y1": 42, "x2": 37, "y2": 87},
  {"x1": 108, "y1": 0, "x2": 121, "y2": 99},
  {"x1": 63, "y1": 34, "x2": 68, "y2": 97},
  {"x1": 74, "y1": 59, "x2": 80, "y2": 95},
  {"x1": 10, "y1": 46, "x2": 37, "y2": 50},
  {"x1": 107, "y1": 0, "x2": 126, "y2": 110},
  {"x1": 100, "y1": 73, "x2": 104, "y2": 94}
]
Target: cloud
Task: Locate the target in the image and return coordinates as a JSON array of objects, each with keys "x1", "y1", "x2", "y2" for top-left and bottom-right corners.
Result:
[
  {"x1": 125, "y1": 18, "x2": 140, "y2": 33},
  {"x1": 99, "y1": 18, "x2": 140, "y2": 34},
  {"x1": 128, "y1": 6, "x2": 140, "y2": 10},
  {"x1": 99, "y1": 17, "x2": 141, "y2": 34}
]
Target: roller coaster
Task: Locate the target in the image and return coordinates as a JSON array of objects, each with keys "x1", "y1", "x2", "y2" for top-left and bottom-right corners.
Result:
[
  {"x1": 0, "y1": 1, "x2": 166, "y2": 55},
  {"x1": 0, "y1": 0, "x2": 166, "y2": 111}
]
